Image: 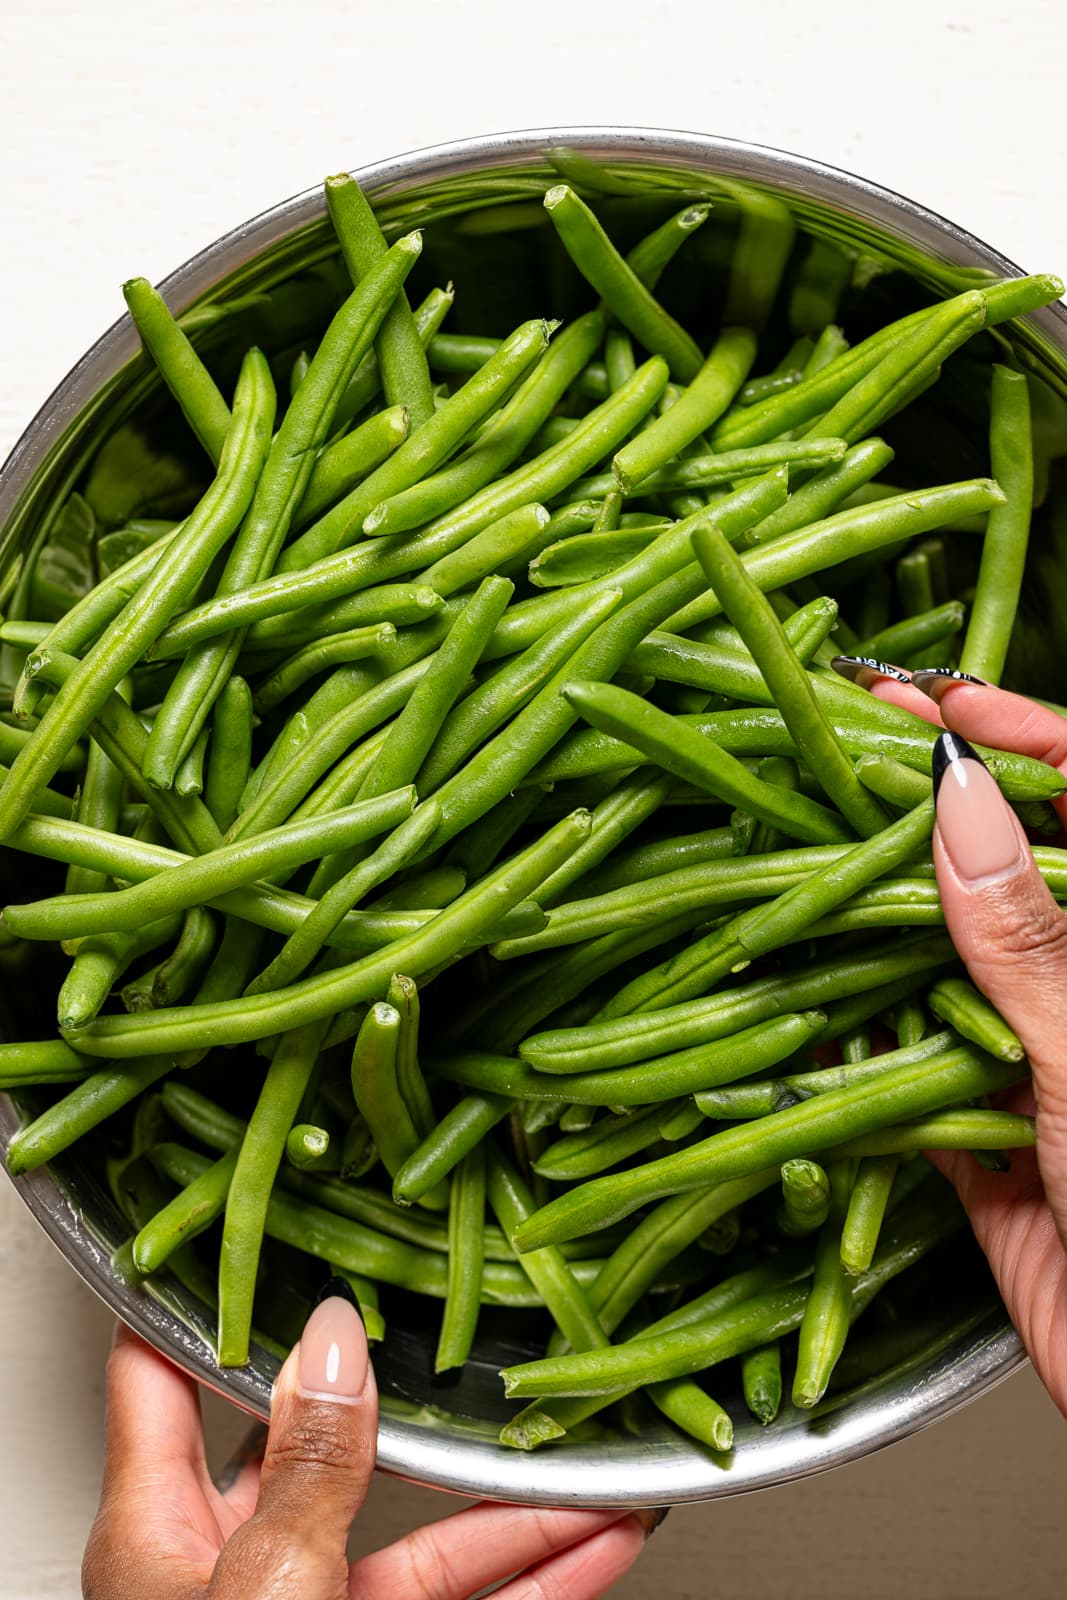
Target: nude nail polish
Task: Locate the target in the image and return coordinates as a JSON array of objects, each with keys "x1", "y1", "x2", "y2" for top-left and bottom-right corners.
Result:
[
  {"x1": 911, "y1": 667, "x2": 986, "y2": 704},
  {"x1": 830, "y1": 655, "x2": 911, "y2": 690},
  {"x1": 297, "y1": 1293, "x2": 368, "y2": 1404},
  {"x1": 932, "y1": 731, "x2": 1022, "y2": 883}
]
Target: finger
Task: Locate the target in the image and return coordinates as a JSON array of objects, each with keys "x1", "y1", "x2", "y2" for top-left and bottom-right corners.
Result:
[
  {"x1": 913, "y1": 670, "x2": 1067, "y2": 825},
  {"x1": 213, "y1": 1422, "x2": 267, "y2": 1521},
  {"x1": 207, "y1": 1281, "x2": 376, "y2": 1600},
  {"x1": 490, "y1": 1514, "x2": 651, "y2": 1600},
  {"x1": 101, "y1": 1321, "x2": 208, "y2": 1498},
  {"x1": 348, "y1": 1501, "x2": 645, "y2": 1599},
  {"x1": 932, "y1": 730, "x2": 1067, "y2": 1246},
  {"x1": 829, "y1": 656, "x2": 943, "y2": 724}
]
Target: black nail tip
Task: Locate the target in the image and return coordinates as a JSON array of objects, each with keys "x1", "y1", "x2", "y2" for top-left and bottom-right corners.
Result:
[
  {"x1": 830, "y1": 654, "x2": 911, "y2": 687},
  {"x1": 911, "y1": 667, "x2": 987, "y2": 704},
  {"x1": 314, "y1": 1274, "x2": 362, "y2": 1314},
  {"x1": 931, "y1": 730, "x2": 986, "y2": 800}
]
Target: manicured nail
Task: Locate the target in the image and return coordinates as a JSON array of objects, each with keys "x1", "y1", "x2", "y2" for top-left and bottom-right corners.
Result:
[
  {"x1": 315, "y1": 1273, "x2": 361, "y2": 1313},
  {"x1": 911, "y1": 667, "x2": 986, "y2": 704},
  {"x1": 932, "y1": 732, "x2": 1022, "y2": 883},
  {"x1": 632, "y1": 1506, "x2": 671, "y2": 1539},
  {"x1": 298, "y1": 1292, "x2": 368, "y2": 1405},
  {"x1": 830, "y1": 655, "x2": 911, "y2": 689}
]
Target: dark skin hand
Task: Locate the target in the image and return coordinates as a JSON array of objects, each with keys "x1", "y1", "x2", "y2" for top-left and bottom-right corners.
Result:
[
  {"x1": 83, "y1": 1300, "x2": 660, "y2": 1599},
  {"x1": 858, "y1": 666, "x2": 1067, "y2": 1415}
]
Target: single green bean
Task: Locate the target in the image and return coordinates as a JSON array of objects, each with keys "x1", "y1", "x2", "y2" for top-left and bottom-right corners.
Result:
[
  {"x1": 741, "y1": 1343, "x2": 783, "y2": 1425},
  {"x1": 0, "y1": 1039, "x2": 93, "y2": 1088},
  {"x1": 960, "y1": 367, "x2": 1033, "y2": 679},
  {"x1": 544, "y1": 186, "x2": 703, "y2": 381},
  {"x1": 132, "y1": 1146, "x2": 239, "y2": 1274},
  {"x1": 285, "y1": 1124, "x2": 334, "y2": 1172},
  {"x1": 435, "y1": 1143, "x2": 487, "y2": 1372},
  {"x1": 152, "y1": 905, "x2": 216, "y2": 1006},
  {"x1": 779, "y1": 1158, "x2": 832, "y2": 1237},
  {"x1": 122, "y1": 276, "x2": 231, "y2": 462},
  {"x1": 926, "y1": 975, "x2": 1025, "y2": 1062},
  {"x1": 295, "y1": 404, "x2": 410, "y2": 527},
  {"x1": 840, "y1": 1155, "x2": 900, "y2": 1276},
  {"x1": 203, "y1": 676, "x2": 254, "y2": 831},
  {"x1": 792, "y1": 1159, "x2": 855, "y2": 1407},
  {"x1": 325, "y1": 172, "x2": 436, "y2": 428}
]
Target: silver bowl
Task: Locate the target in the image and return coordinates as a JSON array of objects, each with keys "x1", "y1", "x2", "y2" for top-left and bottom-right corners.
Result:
[{"x1": 2, "y1": 127, "x2": 1062, "y2": 1508}]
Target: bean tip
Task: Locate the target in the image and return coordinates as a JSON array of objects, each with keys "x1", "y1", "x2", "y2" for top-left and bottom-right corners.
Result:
[{"x1": 543, "y1": 184, "x2": 570, "y2": 209}]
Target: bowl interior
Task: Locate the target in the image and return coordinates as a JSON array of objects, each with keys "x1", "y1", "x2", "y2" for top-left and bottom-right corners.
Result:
[{"x1": 3, "y1": 128, "x2": 1063, "y2": 1505}]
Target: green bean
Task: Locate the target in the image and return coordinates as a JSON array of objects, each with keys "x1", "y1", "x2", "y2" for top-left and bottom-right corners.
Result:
[
  {"x1": 392, "y1": 1091, "x2": 511, "y2": 1206},
  {"x1": 155, "y1": 546, "x2": 444, "y2": 656},
  {"x1": 285, "y1": 1123, "x2": 334, "y2": 1172},
  {"x1": 695, "y1": 1030, "x2": 958, "y2": 1120},
  {"x1": 624, "y1": 201, "x2": 712, "y2": 285},
  {"x1": 527, "y1": 525, "x2": 671, "y2": 587},
  {"x1": 510, "y1": 1044, "x2": 1022, "y2": 1250},
  {"x1": 710, "y1": 275, "x2": 1059, "y2": 453},
  {"x1": 417, "y1": 503, "x2": 552, "y2": 598},
  {"x1": 604, "y1": 797, "x2": 934, "y2": 1013},
  {"x1": 219, "y1": 1015, "x2": 332, "y2": 1365},
  {"x1": 779, "y1": 1158, "x2": 832, "y2": 1237},
  {"x1": 561, "y1": 679, "x2": 851, "y2": 846},
  {"x1": 826, "y1": 1110, "x2": 1036, "y2": 1156},
  {"x1": 741, "y1": 1344, "x2": 783, "y2": 1425},
  {"x1": 325, "y1": 172, "x2": 436, "y2": 429},
  {"x1": 347, "y1": 1001, "x2": 444, "y2": 1209},
  {"x1": 926, "y1": 975, "x2": 1024, "y2": 1062},
  {"x1": 65, "y1": 723, "x2": 127, "y2": 898},
  {"x1": 142, "y1": 235, "x2": 423, "y2": 787},
  {"x1": 502, "y1": 1180, "x2": 963, "y2": 1396},
  {"x1": 58, "y1": 912, "x2": 183, "y2": 1028},
  {"x1": 5, "y1": 1053, "x2": 173, "y2": 1176},
  {"x1": 415, "y1": 588, "x2": 625, "y2": 795},
  {"x1": 959, "y1": 365, "x2": 1033, "y2": 681},
  {"x1": 364, "y1": 312, "x2": 606, "y2": 538},
  {"x1": 3, "y1": 789, "x2": 415, "y2": 941},
  {"x1": 499, "y1": 1248, "x2": 813, "y2": 1447},
  {"x1": 0, "y1": 1038, "x2": 92, "y2": 1088},
  {"x1": 487, "y1": 1149, "x2": 609, "y2": 1355},
  {"x1": 152, "y1": 906, "x2": 216, "y2": 1006},
  {"x1": 332, "y1": 285, "x2": 454, "y2": 435},
  {"x1": 568, "y1": 821, "x2": 739, "y2": 902},
  {"x1": 853, "y1": 752, "x2": 933, "y2": 811},
  {"x1": 896, "y1": 548, "x2": 935, "y2": 618},
  {"x1": 691, "y1": 524, "x2": 887, "y2": 835},
  {"x1": 644, "y1": 1377, "x2": 734, "y2": 1451},
  {"x1": 133, "y1": 1146, "x2": 239, "y2": 1275},
  {"x1": 282, "y1": 317, "x2": 558, "y2": 567},
  {"x1": 793, "y1": 1159, "x2": 855, "y2": 1407},
  {"x1": 230, "y1": 656, "x2": 439, "y2": 841},
  {"x1": 295, "y1": 403, "x2": 410, "y2": 527},
  {"x1": 859, "y1": 602, "x2": 965, "y2": 666},
  {"x1": 628, "y1": 597, "x2": 839, "y2": 706},
  {"x1": 570, "y1": 437, "x2": 848, "y2": 501},
  {"x1": 246, "y1": 801, "x2": 440, "y2": 994},
  {"x1": 175, "y1": 724, "x2": 209, "y2": 797},
  {"x1": 544, "y1": 186, "x2": 703, "y2": 381},
  {"x1": 439, "y1": 1013, "x2": 825, "y2": 1111},
  {"x1": 370, "y1": 866, "x2": 465, "y2": 913},
  {"x1": 533, "y1": 1101, "x2": 684, "y2": 1182},
  {"x1": 358, "y1": 577, "x2": 513, "y2": 806},
  {"x1": 840, "y1": 1155, "x2": 899, "y2": 1276},
  {"x1": 521, "y1": 932, "x2": 954, "y2": 1073},
  {"x1": 200, "y1": 675, "x2": 255, "y2": 832},
  {"x1": 122, "y1": 277, "x2": 231, "y2": 462},
  {"x1": 435, "y1": 1143, "x2": 487, "y2": 1372},
  {"x1": 585, "y1": 1171, "x2": 781, "y2": 1338},
  {"x1": 157, "y1": 1139, "x2": 595, "y2": 1307},
  {"x1": 612, "y1": 327, "x2": 757, "y2": 492},
  {"x1": 0, "y1": 351, "x2": 275, "y2": 838}
]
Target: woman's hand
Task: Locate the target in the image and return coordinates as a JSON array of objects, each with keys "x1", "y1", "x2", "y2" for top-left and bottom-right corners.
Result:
[
  {"x1": 833, "y1": 659, "x2": 1067, "y2": 1414},
  {"x1": 83, "y1": 1287, "x2": 658, "y2": 1599}
]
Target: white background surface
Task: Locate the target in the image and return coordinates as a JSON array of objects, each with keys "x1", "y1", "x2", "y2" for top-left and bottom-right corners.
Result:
[{"x1": 2, "y1": 1, "x2": 1067, "y2": 1595}]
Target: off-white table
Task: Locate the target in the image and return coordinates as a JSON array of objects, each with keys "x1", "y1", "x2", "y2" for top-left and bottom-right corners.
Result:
[{"x1": 3, "y1": 2, "x2": 1066, "y2": 1594}]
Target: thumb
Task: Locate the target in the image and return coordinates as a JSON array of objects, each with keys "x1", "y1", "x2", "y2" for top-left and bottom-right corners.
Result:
[
  {"x1": 932, "y1": 730, "x2": 1067, "y2": 1245},
  {"x1": 208, "y1": 1280, "x2": 377, "y2": 1600}
]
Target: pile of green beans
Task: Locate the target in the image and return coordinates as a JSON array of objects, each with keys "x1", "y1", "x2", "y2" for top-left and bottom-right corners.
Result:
[{"x1": 0, "y1": 171, "x2": 1063, "y2": 1457}]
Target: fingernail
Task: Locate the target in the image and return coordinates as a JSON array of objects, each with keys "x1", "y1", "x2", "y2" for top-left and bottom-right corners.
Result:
[
  {"x1": 830, "y1": 655, "x2": 911, "y2": 689},
  {"x1": 297, "y1": 1293, "x2": 368, "y2": 1405},
  {"x1": 315, "y1": 1273, "x2": 361, "y2": 1312},
  {"x1": 631, "y1": 1507, "x2": 671, "y2": 1540},
  {"x1": 933, "y1": 731, "x2": 1022, "y2": 883},
  {"x1": 911, "y1": 667, "x2": 986, "y2": 704}
]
